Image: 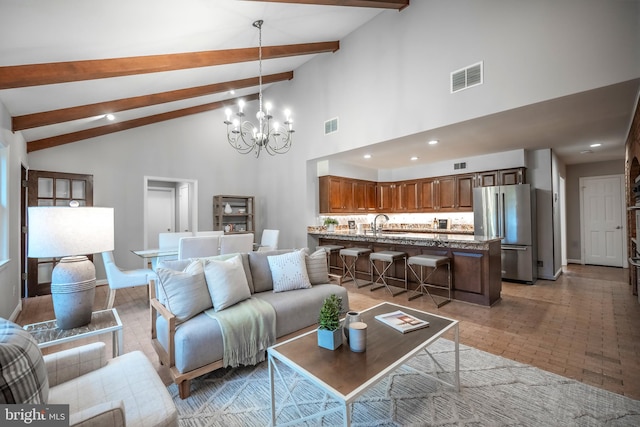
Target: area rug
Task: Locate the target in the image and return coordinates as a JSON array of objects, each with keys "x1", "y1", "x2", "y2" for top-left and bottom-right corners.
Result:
[{"x1": 168, "y1": 339, "x2": 640, "y2": 426}]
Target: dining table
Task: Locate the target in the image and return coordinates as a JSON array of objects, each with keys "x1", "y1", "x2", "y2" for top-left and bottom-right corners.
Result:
[{"x1": 131, "y1": 248, "x2": 178, "y2": 269}]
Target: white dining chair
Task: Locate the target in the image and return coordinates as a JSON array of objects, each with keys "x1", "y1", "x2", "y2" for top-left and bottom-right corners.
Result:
[
  {"x1": 260, "y1": 229, "x2": 280, "y2": 250},
  {"x1": 178, "y1": 236, "x2": 221, "y2": 259},
  {"x1": 220, "y1": 233, "x2": 254, "y2": 254},
  {"x1": 194, "y1": 230, "x2": 225, "y2": 237},
  {"x1": 102, "y1": 251, "x2": 156, "y2": 309},
  {"x1": 155, "y1": 231, "x2": 193, "y2": 268}
]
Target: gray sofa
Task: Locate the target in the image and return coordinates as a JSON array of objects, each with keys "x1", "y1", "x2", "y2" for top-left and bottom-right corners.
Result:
[{"x1": 149, "y1": 249, "x2": 349, "y2": 399}]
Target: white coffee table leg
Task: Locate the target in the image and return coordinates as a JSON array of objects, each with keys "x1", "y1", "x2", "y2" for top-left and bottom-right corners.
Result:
[{"x1": 269, "y1": 355, "x2": 276, "y2": 426}]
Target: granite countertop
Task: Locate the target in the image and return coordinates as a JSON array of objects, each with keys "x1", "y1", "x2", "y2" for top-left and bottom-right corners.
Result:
[{"x1": 308, "y1": 229, "x2": 502, "y2": 249}]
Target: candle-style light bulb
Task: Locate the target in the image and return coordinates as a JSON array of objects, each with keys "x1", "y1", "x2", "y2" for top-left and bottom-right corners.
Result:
[
  {"x1": 238, "y1": 100, "x2": 245, "y2": 114},
  {"x1": 233, "y1": 119, "x2": 239, "y2": 129},
  {"x1": 284, "y1": 109, "x2": 291, "y2": 120},
  {"x1": 225, "y1": 108, "x2": 232, "y2": 121},
  {"x1": 265, "y1": 102, "x2": 272, "y2": 115}
]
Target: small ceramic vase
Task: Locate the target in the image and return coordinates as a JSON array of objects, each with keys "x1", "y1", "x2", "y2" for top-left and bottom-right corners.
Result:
[
  {"x1": 224, "y1": 203, "x2": 232, "y2": 214},
  {"x1": 343, "y1": 311, "x2": 361, "y2": 344}
]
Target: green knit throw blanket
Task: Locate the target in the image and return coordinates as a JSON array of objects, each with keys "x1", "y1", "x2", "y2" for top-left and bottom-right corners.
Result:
[{"x1": 205, "y1": 297, "x2": 276, "y2": 368}]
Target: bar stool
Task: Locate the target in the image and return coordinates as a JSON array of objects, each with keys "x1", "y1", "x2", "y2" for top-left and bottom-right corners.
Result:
[
  {"x1": 317, "y1": 245, "x2": 344, "y2": 285},
  {"x1": 369, "y1": 251, "x2": 407, "y2": 297},
  {"x1": 339, "y1": 247, "x2": 372, "y2": 288},
  {"x1": 406, "y1": 254, "x2": 452, "y2": 307}
]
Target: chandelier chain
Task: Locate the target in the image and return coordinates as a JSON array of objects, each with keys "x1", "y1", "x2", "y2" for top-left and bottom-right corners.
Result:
[{"x1": 223, "y1": 19, "x2": 294, "y2": 157}]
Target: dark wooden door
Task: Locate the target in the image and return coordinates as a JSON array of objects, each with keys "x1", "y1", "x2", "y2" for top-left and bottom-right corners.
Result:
[{"x1": 24, "y1": 170, "x2": 93, "y2": 297}]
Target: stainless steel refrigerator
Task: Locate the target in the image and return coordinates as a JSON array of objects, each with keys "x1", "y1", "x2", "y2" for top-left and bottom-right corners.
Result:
[{"x1": 473, "y1": 184, "x2": 537, "y2": 283}]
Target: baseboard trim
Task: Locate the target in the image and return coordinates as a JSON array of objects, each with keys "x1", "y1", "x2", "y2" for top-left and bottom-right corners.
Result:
[{"x1": 9, "y1": 300, "x2": 22, "y2": 323}]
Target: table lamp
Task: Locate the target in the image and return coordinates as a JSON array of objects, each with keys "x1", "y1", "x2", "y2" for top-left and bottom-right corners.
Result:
[{"x1": 27, "y1": 206, "x2": 114, "y2": 329}]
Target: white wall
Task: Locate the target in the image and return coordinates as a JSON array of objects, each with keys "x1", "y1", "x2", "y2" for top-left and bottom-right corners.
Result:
[
  {"x1": 0, "y1": 100, "x2": 28, "y2": 320},
  {"x1": 24, "y1": 0, "x2": 640, "y2": 287}
]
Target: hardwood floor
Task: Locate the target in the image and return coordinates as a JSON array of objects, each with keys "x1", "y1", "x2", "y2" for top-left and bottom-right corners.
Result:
[{"x1": 15, "y1": 264, "x2": 640, "y2": 400}]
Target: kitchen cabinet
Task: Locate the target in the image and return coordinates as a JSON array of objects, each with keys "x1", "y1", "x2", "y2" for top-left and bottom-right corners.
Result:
[
  {"x1": 394, "y1": 180, "x2": 420, "y2": 211},
  {"x1": 353, "y1": 180, "x2": 376, "y2": 212},
  {"x1": 319, "y1": 175, "x2": 376, "y2": 213},
  {"x1": 475, "y1": 167, "x2": 526, "y2": 187},
  {"x1": 419, "y1": 175, "x2": 473, "y2": 212},
  {"x1": 456, "y1": 174, "x2": 474, "y2": 210},
  {"x1": 319, "y1": 167, "x2": 522, "y2": 214},
  {"x1": 376, "y1": 182, "x2": 394, "y2": 211},
  {"x1": 213, "y1": 195, "x2": 254, "y2": 234}
]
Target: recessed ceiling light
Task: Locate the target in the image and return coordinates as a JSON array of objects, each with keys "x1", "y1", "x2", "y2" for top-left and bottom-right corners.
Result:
[
  {"x1": 229, "y1": 90, "x2": 235, "y2": 95},
  {"x1": 580, "y1": 150, "x2": 593, "y2": 154},
  {"x1": 590, "y1": 143, "x2": 601, "y2": 148},
  {"x1": 410, "y1": 156, "x2": 419, "y2": 161},
  {"x1": 428, "y1": 140, "x2": 439, "y2": 145},
  {"x1": 363, "y1": 154, "x2": 371, "y2": 159},
  {"x1": 106, "y1": 114, "x2": 115, "y2": 121}
]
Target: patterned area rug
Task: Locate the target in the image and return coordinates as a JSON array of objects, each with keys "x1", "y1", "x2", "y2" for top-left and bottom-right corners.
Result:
[{"x1": 168, "y1": 339, "x2": 640, "y2": 426}]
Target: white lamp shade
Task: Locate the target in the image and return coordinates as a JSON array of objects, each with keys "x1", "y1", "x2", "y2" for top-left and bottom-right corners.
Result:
[{"x1": 27, "y1": 207, "x2": 115, "y2": 258}]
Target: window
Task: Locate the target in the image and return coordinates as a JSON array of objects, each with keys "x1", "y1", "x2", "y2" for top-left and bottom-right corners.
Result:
[{"x1": 0, "y1": 144, "x2": 8, "y2": 267}]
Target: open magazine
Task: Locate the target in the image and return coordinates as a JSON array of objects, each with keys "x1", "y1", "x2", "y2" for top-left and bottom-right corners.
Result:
[{"x1": 375, "y1": 310, "x2": 429, "y2": 334}]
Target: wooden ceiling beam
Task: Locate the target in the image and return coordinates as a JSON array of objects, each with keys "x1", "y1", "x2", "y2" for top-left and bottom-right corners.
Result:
[
  {"x1": 26, "y1": 94, "x2": 260, "y2": 152},
  {"x1": 13, "y1": 71, "x2": 293, "y2": 131},
  {"x1": 246, "y1": 0, "x2": 409, "y2": 10},
  {"x1": 0, "y1": 42, "x2": 337, "y2": 89}
]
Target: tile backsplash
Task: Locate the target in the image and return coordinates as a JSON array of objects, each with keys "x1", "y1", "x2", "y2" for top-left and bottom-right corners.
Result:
[{"x1": 314, "y1": 212, "x2": 474, "y2": 232}]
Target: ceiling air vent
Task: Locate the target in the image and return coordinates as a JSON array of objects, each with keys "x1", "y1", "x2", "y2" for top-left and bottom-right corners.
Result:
[
  {"x1": 324, "y1": 117, "x2": 338, "y2": 135},
  {"x1": 451, "y1": 61, "x2": 483, "y2": 93}
]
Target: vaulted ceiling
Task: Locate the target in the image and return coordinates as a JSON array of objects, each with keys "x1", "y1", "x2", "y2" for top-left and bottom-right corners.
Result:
[
  {"x1": 0, "y1": 0, "x2": 406, "y2": 152},
  {"x1": 0, "y1": 0, "x2": 637, "y2": 167}
]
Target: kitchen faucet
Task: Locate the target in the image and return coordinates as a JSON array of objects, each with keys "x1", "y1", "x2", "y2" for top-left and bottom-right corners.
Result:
[{"x1": 373, "y1": 214, "x2": 389, "y2": 235}]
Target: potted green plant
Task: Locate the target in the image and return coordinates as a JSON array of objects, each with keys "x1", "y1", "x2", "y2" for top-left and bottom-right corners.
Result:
[
  {"x1": 323, "y1": 217, "x2": 339, "y2": 232},
  {"x1": 317, "y1": 294, "x2": 343, "y2": 350}
]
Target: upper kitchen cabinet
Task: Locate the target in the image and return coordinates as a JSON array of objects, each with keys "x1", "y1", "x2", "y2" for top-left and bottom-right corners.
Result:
[
  {"x1": 353, "y1": 180, "x2": 377, "y2": 212},
  {"x1": 319, "y1": 175, "x2": 376, "y2": 214},
  {"x1": 476, "y1": 168, "x2": 526, "y2": 187},
  {"x1": 420, "y1": 174, "x2": 473, "y2": 212},
  {"x1": 376, "y1": 182, "x2": 394, "y2": 211},
  {"x1": 394, "y1": 180, "x2": 420, "y2": 212},
  {"x1": 457, "y1": 174, "x2": 474, "y2": 210}
]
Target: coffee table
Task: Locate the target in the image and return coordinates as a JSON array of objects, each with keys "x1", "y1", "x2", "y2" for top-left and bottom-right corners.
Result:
[
  {"x1": 267, "y1": 302, "x2": 459, "y2": 426},
  {"x1": 23, "y1": 308, "x2": 124, "y2": 358}
]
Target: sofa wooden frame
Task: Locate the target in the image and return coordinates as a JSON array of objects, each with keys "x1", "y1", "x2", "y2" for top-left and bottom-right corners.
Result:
[{"x1": 149, "y1": 279, "x2": 225, "y2": 399}]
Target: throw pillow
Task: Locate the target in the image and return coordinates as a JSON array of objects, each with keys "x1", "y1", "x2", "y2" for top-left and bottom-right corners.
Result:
[
  {"x1": 0, "y1": 318, "x2": 49, "y2": 404},
  {"x1": 248, "y1": 249, "x2": 293, "y2": 293},
  {"x1": 268, "y1": 249, "x2": 312, "y2": 293},
  {"x1": 305, "y1": 248, "x2": 329, "y2": 285},
  {"x1": 204, "y1": 255, "x2": 252, "y2": 312},
  {"x1": 156, "y1": 260, "x2": 212, "y2": 324}
]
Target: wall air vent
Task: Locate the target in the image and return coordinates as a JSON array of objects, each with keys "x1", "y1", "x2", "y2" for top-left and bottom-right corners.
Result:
[
  {"x1": 324, "y1": 117, "x2": 338, "y2": 135},
  {"x1": 451, "y1": 61, "x2": 483, "y2": 93},
  {"x1": 454, "y1": 162, "x2": 467, "y2": 170}
]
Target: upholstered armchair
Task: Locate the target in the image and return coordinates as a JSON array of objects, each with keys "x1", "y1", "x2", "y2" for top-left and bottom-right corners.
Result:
[{"x1": 0, "y1": 318, "x2": 177, "y2": 427}]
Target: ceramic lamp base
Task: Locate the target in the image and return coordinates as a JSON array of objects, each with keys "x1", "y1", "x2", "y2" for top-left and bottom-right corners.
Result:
[{"x1": 51, "y1": 256, "x2": 96, "y2": 329}]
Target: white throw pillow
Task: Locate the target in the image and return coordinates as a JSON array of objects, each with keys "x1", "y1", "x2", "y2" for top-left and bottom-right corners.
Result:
[
  {"x1": 305, "y1": 248, "x2": 329, "y2": 285},
  {"x1": 204, "y1": 254, "x2": 251, "y2": 311},
  {"x1": 156, "y1": 260, "x2": 212, "y2": 324},
  {"x1": 268, "y1": 249, "x2": 312, "y2": 292}
]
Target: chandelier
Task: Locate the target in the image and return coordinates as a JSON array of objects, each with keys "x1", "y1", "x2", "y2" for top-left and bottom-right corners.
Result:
[{"x1": 224, "y1": 20, "x2": 294, "y2": 157}]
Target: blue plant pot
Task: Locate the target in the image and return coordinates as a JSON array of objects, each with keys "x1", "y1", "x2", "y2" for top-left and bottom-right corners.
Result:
[{"x1": 317, "y1": 327, "x2": 343, "y2": 350}]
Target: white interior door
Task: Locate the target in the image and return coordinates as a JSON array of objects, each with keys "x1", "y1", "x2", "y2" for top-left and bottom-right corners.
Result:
[
  {"x1": 582, "y1": 175, "x2": 624, "y2": 267},
  {"x1": 147, "y1": 187, "x2": 175, "y2": 249},
  {"x1": 178, "y1": 184, "x2": 190, "y2": 232}
]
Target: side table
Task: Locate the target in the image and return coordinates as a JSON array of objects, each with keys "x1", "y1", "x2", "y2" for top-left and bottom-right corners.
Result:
[{"x1": 23, "y1": 308, "x2": 124, "y2": 357}]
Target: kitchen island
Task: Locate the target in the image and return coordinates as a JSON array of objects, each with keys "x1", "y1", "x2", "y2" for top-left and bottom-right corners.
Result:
[{"x1": 308, "y1": 230, "x2": 502, "y2": 306}]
